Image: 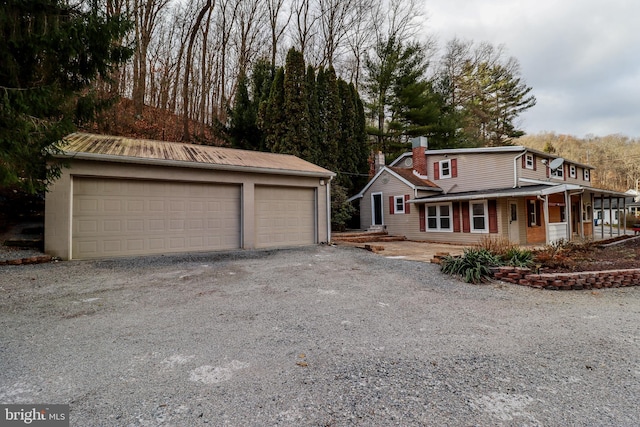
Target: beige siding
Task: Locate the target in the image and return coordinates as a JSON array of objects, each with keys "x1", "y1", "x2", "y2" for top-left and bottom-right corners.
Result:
[
  {"x1": 520, "y1": 156, "x2": 593, "y2": 187},
  {"x1": 427, "y1": 152, "x2": 516, "y2": 192}
]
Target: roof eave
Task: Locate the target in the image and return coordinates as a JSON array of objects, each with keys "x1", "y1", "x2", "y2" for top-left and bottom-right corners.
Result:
[{"x1": 57, "y1": 151, "x2": 336, "y2": 178}]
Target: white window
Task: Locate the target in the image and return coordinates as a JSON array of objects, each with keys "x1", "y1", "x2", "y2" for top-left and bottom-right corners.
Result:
[
  {"x1": 569, "y1": 164, "x2": 576, "y2": 178},
  {"x1": 394, "y1": 196, "x2": 405, "y2": 214},
  {"x1": 439, "y1": 159, "x2": 452, "y2": 179},
  {"x1": 525, "y1": 154, "x2": 534, "y2": 169},
  {"x1": 583, "y1": 169, "x2": 590, "y2": 181},
  {"x1": 426, "y1": 203, "x2": 453, "y2": 231},
  {"x1": 551, "y1": 167, "x2": 564, "y2": 179},
  {"x1": 470, "y1": 201, "x2": 488, "y2": 233},
  {"x1": 582, "y1": 203, "x2": 592, "y2": 221}
]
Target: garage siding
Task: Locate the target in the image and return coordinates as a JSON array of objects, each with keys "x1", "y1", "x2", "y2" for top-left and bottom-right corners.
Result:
[
  {"x1": 72, "y1": 178, "x2": 241, "y2": 259},
  {"x1": 254, "y1": 186, "x2": 316, "y2": 248}
]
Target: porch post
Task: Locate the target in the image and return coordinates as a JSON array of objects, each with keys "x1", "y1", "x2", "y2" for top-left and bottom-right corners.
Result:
[
  {"x1": 564, "y1": 190, "x2": 571, "y2": 240},
  {"x1": 579, "y1": 193, "x2": 584, "y2": 238},
  {"x1": 608, "y1": 196, "x2": 613, "y2": 237},
  {"x1": 600, "y1": 194, "x2": 605, "y2": 239},
  {"x1": 623, "y1": 197, "x2": 627, "y2": 235},
  {"x1": 544, "y1": 195, "x2": 550, "y2": 244}
]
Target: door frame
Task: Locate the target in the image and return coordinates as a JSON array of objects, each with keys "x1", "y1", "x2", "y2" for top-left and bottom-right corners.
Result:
[
  {"x1": 508, "y1": 199, "x2": 520, "y2": 244},
  {"x1": 371, "y1": 192, "x2": 384, "y2": 226}
]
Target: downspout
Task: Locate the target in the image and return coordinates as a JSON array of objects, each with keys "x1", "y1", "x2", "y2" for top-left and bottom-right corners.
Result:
[
  {"x1": 513, "y1": 151, "x2": 526, "y2": 188},
  {"x1": 326, "y1": 176, "x2": 333, "y2": 243}
]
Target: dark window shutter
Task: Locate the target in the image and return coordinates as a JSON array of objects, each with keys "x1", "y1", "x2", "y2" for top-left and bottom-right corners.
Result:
[
  {"x1": 488, "y1": 200, "x2": 498, "y2": 233},
  {"x1": 533, "y1": 155, "x2": 537, "y2": 171},
  {"x1": 462, "y1": 202, "x2": 470, "y2": 233},
  {"x1": 546, "y1": 163, "x2": 550, "y2": 178},
  {"x1": 564, "y1": 164, "x2": 567, "y2": 181},
  {"x1": 389, "y1": 196, "x2": 394, "y2": 214},
  {"x1": 453, "y1": 202, "x2": 461, "y2": 232},
  {"x1": 434, "y1": 162, "x2": 440, "y2": 179},
  {"x1": 522, "y1": 154, "x2": 526, "y2": 168},
  {"x1": 451, "y1": 159, "x2": 458, "y2": 177},
  {"x1": 419, "y1": 205, "x2": 425, "y2": 232},
  {"x1": 404, "y1": 194, "x2": 410, "y2": 214}
]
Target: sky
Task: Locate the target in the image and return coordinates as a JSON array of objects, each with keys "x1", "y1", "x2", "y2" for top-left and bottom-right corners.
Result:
[{"x1": 424, "y1": 0, "x2": 640, "y2": 138}]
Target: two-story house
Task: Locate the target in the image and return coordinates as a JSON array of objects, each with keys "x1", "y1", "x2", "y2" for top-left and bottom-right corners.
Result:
[{"x1": 349, "y1": 137, "x2": 628, "y2": 245}]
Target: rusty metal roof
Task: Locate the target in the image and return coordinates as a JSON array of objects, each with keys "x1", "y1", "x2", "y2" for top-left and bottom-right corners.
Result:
[{"x1": 59, "y1": 133, "x2": 334, "y2": 177}]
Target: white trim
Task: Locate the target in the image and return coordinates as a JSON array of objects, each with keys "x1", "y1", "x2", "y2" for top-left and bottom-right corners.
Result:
[
  {"x1": 371, "y1": 192, "x2": 384, "y2": 226},
  {"x1": 394, "y1": 195, "x2": 405, "y2": 214},
  {"x1": 583, "y1": 168, "x2": 590, "y2": 181},
  {"x1": 569, "y1": 164, "x2": 577, "y2": 178},
  {"x1": 439, "y1": 159, "x2": 452, "y2": 179},
  {"x1": 470, "y1": 200, "x2": 489, "y2": 233},
  {"x1": 425, "y1": 202, "x2": 453, "y2": 232},
  {"x1": 524, "y1": 153, "x2": 535, "y2": 170}
]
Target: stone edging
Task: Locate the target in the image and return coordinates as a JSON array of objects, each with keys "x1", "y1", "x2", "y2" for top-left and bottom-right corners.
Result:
[
  {"x1": 0, "y1": 255, "x2": 53, "y2": 266},
  {"x1": 491, "y1": 267, "x2": 640, "y2": 290}
]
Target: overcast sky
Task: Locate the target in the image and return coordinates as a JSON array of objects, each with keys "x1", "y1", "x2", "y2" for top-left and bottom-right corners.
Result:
[{"x1": 424, "y1": 0, "x2": 640, "y2": 139}]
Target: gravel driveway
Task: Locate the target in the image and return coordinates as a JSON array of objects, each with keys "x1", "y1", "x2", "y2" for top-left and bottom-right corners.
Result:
[{"x1": 1, "y1": 245, "x2": 639, "y2": 426}]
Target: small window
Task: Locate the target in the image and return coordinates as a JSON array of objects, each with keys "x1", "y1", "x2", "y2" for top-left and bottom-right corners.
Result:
[
  {"x1": 582, "y1": 203, "x2": 592, "y2": 221},
  {"x1": 426, "y1": 203, "x2": 453, "y2": 231},
  {"x1": 584, "y1": 169, "x2": 590, "y2": 181},
  {"x1": 527, "y1": 199, "x2": 540, "y2": 227},
  {"x1": 470, "y1": 201, "x2": 488, "y2": 233},
  {"x1": 569, "y1": 164, "x2": 576, "y2": 178},
  {"x1": 525, "y1": 154, "x2": 534, "y2": 170},
  {"x1": 394, "y1": 196, "x2": 405, "y2": 214},
  {"x1": 439, "y1": 159, "x2": 451, "y2": 179},
  {"x1": 551, "y1": 166, "x2": 564, "y2": 179}
]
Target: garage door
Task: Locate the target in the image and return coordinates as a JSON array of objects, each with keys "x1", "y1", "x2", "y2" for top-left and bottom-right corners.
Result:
[
  {"x1": 72, "y1": 178, "x2": 241, "y2": 259},
  {"x1": 254, "y1": 186, "x2": 316, "y2": 248}
]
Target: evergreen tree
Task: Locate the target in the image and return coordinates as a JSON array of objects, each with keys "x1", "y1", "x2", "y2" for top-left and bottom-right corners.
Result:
[
  {"x1": 0, "y1": 0, "x2": 132, "y2": 193},
  {"x1": 258, "y1": 67, "x2": 286, "y2": 152},
  {"x1": 305, "y1": 65, "x2": 321, "y2": 164},
  {"x1": 281, "y1": 48, "x2": 310, "y2": 158},
  {"x1": 321, "y1": 66, "x2": 341, "y2": 171},
  {"x1": 226, "y1": 72, "x2": 259, "y2": 150}
]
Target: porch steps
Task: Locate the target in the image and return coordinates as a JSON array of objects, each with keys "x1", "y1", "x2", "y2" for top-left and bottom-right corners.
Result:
[{"x1": 332, "y1": 230, "x2": 407, "y2": 244}]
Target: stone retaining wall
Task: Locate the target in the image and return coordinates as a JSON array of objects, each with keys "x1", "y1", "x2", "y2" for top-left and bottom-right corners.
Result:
[{"x1": 492, "y1": 266, "x2": 640, "y2": 290}]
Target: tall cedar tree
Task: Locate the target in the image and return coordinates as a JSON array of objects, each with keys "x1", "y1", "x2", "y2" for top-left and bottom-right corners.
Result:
[
  {"x1": 0, "y1": 0, "x2": 132, "y2": 193},
  {"x1": 281, "y1": 48, "x2": 310, "y2": 158},
  {"x1": 226, "y1": 72, "x2": 259, "y2": 150},
  {"x1": 259, "y1": 67, "x2": 286, "y2": 152},
  {"x1": 317, "y1": 66, "x2": 340, "y2": 171},
  {"x1": 305, "y1": 65, "x2": 321, "y2": 165}
]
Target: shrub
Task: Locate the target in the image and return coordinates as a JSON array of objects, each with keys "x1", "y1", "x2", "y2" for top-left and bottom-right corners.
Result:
[
  {"x1": 474, "y1": 235, "x2": 516, "y2": 257},
  {"x1": 441, "y1": 248, "x2": 502, "y2": 284},
  {"x1": 503, "y1": 247, "x2": 533, "y2": 267}
]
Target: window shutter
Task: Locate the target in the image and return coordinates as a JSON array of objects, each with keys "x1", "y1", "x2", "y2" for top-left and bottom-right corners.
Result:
[
  {"x1": 453, "y1": 202, "x2": 461, "y2": 232},
  {"x1": 434, "y1": 162, "x2": 440, "y2": 180},
  {"x1": 404, "y1": 194, "x2": 410, "y2": 214},
  {"x1": 536, "y1": 200, "x2": 542, "y2": 226},
  {"x1": 563, "y1": 164, "x2": 567, "y2": 181},
  {"x1": 419, "y1": 205, "x2": 426, "y2": 232},
  {"x1": 389, "y1": 196, "x2": 394, "y2": 214},
  {"x1": 533, "y1": 155, "x2": 537, "y2": 171},
  {"x1": 522, "y1": 154, "x2": 526, "y2": 168},
  {"x1": 488, "y1": 200, "x2": 498, "y2": 233},
  {"x1": 546, "y1": 163, "x2": 550, "y2": 178},
  {"x1": 461, "y1": 202, "x2": 470, "y2": 233},
  {"x1": 451, "y1": 159, "x2": 458, "y2": 177}
]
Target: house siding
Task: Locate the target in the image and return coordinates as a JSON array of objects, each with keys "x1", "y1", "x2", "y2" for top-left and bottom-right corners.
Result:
[
  {"x1": 359, "y1": 169, "x2": 416, "y2": 230},
  {"x1": 520, "y1": 155, "x2": 593, "y2": 187},
  {"x1": 427, "y1": 152, "x2": 516, "y2": 192}
]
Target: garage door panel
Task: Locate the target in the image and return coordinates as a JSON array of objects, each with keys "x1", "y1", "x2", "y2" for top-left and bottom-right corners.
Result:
[
  {"x1": 73, "y1": 178, "x2": 241, "y2": 259},
  {"x1": 255, "y1": 186, "x2": 315, "y2": 249}
]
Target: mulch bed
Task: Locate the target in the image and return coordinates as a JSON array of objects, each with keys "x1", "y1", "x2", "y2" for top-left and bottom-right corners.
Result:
[{"x1": 536, "y1": 235, "x2": 640, "y2": 273}]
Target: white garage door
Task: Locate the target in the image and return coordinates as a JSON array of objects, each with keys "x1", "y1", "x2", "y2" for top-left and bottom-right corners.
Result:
[
  {"x1": 254, "y1": 186, "x2": 316, "y2": 249},
  {"x1": 72, "y1": 178, "x2": 241, "y2": 259}
]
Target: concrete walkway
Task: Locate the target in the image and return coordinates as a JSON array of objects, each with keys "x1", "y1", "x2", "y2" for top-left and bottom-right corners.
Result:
[{"x1": 333, "y1": 239, "x2": 466, "y2": 263}]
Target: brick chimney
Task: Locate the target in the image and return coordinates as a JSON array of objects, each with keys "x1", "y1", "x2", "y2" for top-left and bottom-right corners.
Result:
[
  {"x1": 411, "y1": 136, "x2": 428, "y2": 177},
  {"x1": 369, "y1": 150, "x2": 385, "y2": 178}
]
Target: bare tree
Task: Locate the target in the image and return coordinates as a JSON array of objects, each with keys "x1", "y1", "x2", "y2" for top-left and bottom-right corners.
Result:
[{"x1": 266, "y1": 0, "x2": 291, "y2": 69}]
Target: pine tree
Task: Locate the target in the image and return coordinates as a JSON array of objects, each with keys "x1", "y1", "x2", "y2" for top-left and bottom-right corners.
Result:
[
  {"x1": 258, "y1": 67, "x2": 286, "y2": 152},
  {"x1": 281, "y1": 48, "x2": 310, "y2": 158},
  {"x1": 305, "y1": 65, "x2": 321, "y2": 164},
  {"x1": 0, "y1": 0, "x2": 132, "y2": 193},
  {"x1": 227, "y1": 72, "x2": 259, "y2": 150}
]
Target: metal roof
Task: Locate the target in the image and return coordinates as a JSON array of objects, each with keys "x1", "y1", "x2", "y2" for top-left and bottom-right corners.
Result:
[{"x1": 57, "y1": 133, "x2": 335, "y2": 178}]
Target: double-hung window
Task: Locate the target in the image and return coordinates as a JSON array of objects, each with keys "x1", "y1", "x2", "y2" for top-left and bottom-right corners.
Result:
[
  {"x1": 470, "y1": 201, "x2": 488, "y2": 232},
  {"x1": 394, "y1": 196, "x2": 405, "y2": 214},
  {"x1": 583, "y1": 169, "x2": 590, "y2": 181},
  {"x1": 525, "y1": 154, "x2": 534, "y2": 169},
  {"x1": 569, "y1": 164, "x2": 577, "y2": 178},
  {"x1": 426, "y1": 203, "x2": 452, "y2": 231},
  {"x1": 439, "y1": 159, "x2": 452, "y2": 178},
  {"x1": 551, "y1": 166, "x2": 564, "y2": 179}
]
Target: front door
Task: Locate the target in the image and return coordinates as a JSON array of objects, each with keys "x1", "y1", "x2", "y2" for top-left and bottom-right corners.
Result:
[
  {"x1": 372, "y1": 193, "x2": 383, "y2": 226},
  {"x1": 508, "y1": 200, "x2": 520, "y2": 244}
]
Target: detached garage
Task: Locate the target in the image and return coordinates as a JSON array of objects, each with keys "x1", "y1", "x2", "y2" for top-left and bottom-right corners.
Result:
[{"x1": 45, "y1": 133, "x2": 335, "y2": 260}]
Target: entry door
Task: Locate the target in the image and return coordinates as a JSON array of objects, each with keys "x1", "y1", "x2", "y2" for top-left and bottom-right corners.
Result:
[
  {"x1": 508, "y1": 200, "x2": 520, "y2": 243},
  {"x1": 372, "y1": 193, "x2": 383, "y2": 226}
]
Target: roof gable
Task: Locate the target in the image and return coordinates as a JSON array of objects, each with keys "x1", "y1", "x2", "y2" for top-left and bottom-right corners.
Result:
[{"x1": 347, "y1": 166, "x2": 441, "y2": 201}]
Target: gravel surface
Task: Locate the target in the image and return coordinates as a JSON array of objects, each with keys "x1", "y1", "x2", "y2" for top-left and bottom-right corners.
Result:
[{"x1": 1, "y1": 245, "x2": 639, "y2": 426}]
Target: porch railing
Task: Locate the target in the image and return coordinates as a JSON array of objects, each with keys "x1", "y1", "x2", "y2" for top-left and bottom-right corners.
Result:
[{"x1": 548, "y1": 222, "x2": 568, "y2": 244}]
